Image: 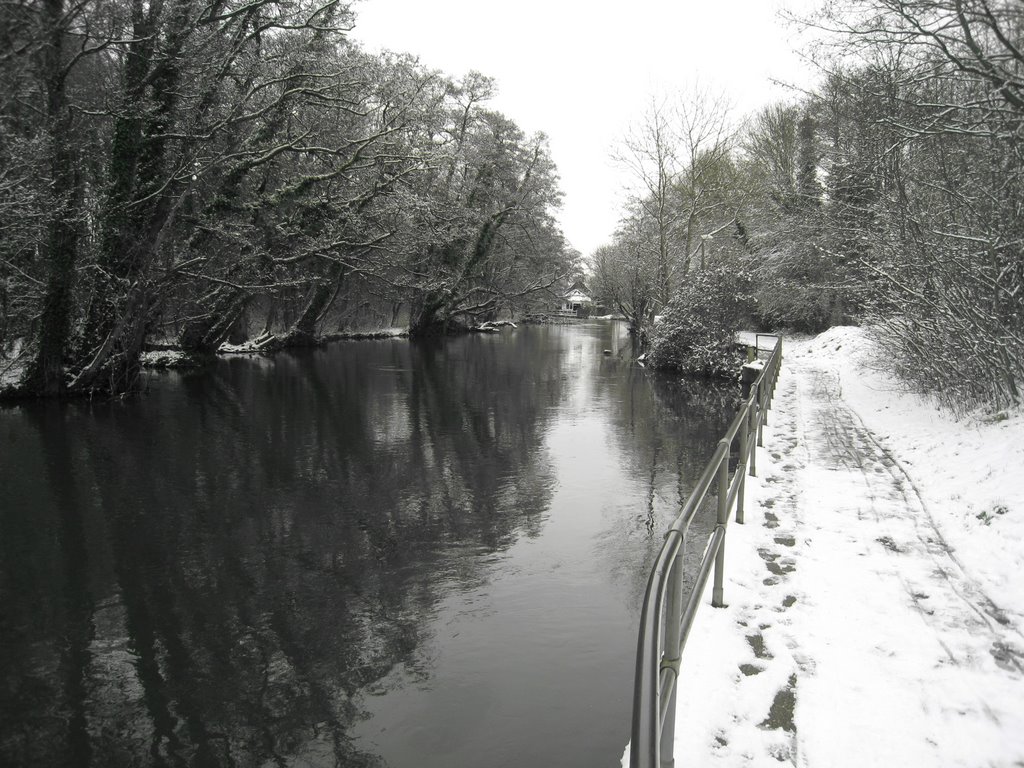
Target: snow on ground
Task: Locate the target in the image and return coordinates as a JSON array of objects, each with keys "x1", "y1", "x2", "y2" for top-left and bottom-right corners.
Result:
[
  {"x1": 0, "y1": 360, "x2": 24, "y2": 390},
  {"x1": 624, "y1": 326, "x2": 1024, "y2": 767},
  {"x1": 0, "y1": 339, "x2": 27, "y2": 390},
  {"x1": 140, "y1": 349, "x2": 195, "y2": 368}
]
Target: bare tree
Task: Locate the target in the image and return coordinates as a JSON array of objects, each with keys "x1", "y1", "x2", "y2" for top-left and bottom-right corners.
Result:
[
  {"x1": 609, "y1": 86, "x2": 737, "y2": 343},
  {"x1": 672, "y1": 87, "x2": 736, "y2": 276},
  {"x1": 590, "y1": 208, "x2": 661, "y2": 337},
  {"x1": 614, "y1": 97, "x2": 682, "y2": 308}
]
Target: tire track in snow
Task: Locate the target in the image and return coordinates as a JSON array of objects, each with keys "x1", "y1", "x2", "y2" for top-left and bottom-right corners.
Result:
[{"x1": 806, "y1": 365, "x2": 1024, "y2": 673}]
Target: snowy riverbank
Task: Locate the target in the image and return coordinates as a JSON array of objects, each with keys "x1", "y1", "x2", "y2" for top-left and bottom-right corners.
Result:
[{"x1": 624, "y1": 326, "x2": 1024, "y2": 766}]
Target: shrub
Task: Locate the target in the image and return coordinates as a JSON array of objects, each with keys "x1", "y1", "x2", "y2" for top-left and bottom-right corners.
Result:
[{"x1": 648, "y1": 266, "x2": 755, "y2": 378}]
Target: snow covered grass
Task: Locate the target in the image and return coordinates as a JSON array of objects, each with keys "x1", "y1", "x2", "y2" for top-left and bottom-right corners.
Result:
[{"x1": 623, "y1": 325, "x2": 1024, "y2": 767}]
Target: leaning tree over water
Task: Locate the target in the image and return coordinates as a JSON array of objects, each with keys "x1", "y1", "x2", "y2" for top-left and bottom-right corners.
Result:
[{"x1": 0, "y1": 0, "x2": 571, "y2": 398}]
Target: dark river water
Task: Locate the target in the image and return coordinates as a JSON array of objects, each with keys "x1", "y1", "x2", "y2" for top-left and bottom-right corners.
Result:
[{"x1": 0, "y1": 321, "x2": 736, "y2": 768}]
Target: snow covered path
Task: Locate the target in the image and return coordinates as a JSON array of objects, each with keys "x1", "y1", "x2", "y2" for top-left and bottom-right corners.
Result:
[{"x1": 627, "y1": 329, "x2": 1024, "y2": 767}]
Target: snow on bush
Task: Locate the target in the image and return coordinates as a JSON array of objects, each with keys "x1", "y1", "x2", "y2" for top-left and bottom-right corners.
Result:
[{"x1": 647, "y1": 266, "x2": 754, "y2": 378}]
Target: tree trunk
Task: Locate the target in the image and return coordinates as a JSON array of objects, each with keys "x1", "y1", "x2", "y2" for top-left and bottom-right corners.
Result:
[
  {"x1": 281, "y1": 264, "x2": 345, "y2": 346},
  {"x1": 73, "y1": 0, "x2": 191, "y2": 394},
  {"x1": 408, "y1": 293, "x2": 451, "y2": 336},
  {"x1": 25, "y1": 0, "x2": 80, "y2": 396},
  {"x1": 179, "y1": 288, "x2": 250, "y2": 352}
]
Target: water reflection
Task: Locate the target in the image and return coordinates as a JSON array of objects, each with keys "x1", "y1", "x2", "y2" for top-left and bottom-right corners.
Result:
[
  {"x1": 588, "y1": 361, "x2": 740, "y2": 608},
  {"x1": 0, "y1": 323, "x2": 736, "y2": 767}
]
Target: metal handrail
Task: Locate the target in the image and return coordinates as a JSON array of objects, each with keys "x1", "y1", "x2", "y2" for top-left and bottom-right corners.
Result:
[{"x1": 629, "y1": 337, "x2": 783, "y2": 768}]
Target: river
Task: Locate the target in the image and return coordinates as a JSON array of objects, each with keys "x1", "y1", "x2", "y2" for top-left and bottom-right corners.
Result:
[{"x1": 0, "y1": 320, "x2": 737, "y2": 767}]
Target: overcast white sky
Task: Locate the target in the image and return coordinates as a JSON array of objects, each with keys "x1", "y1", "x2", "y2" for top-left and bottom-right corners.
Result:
[{"x1": 351, "y1": 0, "x2": 822, "y2": 258}]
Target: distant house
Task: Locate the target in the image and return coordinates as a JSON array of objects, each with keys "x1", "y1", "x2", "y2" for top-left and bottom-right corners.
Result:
[{"x1": 559, "y1": 282, "x2": 593, "y2": 315}]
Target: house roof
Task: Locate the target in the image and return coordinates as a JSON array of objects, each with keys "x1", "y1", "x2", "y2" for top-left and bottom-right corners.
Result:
[{"x1": 564, "y1": 280, "x2": 590, "y2": 297}]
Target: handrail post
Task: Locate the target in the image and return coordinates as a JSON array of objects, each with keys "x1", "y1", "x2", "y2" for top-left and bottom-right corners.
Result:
[
  {"x1": 756, "y1": 380, "x2": 765, "y2": 448},
  {"x1": 712, "y1": 441, "x2": 730, "y2": 608},
  {"x1": 659, "y1": 546, "x2": 685, "y2": 768},
  {"x1": 748, "y1": 397, "x2": 758, "y2": 477},
  {"x1": 761, "y1": 375, "x2": 770, "y2": 426},
  {"x1": 737, "y1": 412, "x2": 748, "y2": 523}
]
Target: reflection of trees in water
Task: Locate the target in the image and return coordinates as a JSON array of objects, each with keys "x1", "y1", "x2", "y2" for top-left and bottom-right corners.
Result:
[
  {"x1": 590, "y1": 326, "x2": 740, "y2": 605},
  {"x1": 600, "y1": 360, "x2": 739, "y2": 526},
  {"x1": 0, "y1": 406, "x2": 96, "y2": 767},
  {"x1": 0, "y1": 336, "x2": 561, "y2": 767}
]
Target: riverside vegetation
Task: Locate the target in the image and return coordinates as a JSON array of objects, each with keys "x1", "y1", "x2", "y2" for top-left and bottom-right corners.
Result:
[
  {"x1": 0, "y1": 0, "x2": 574, "y2": 397},
  {"x1": 592, "y1": 0, "x2": 1023, "y2": 414},
  {"x1": 1, "y1": 0, "x2": 1021, "y2": 414}
]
